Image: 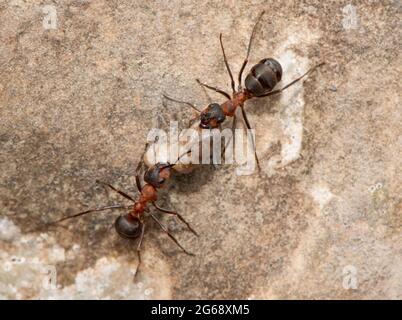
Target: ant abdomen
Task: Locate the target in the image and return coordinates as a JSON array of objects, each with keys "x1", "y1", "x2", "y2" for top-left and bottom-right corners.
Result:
[
  {"x1": 115, "y1": 215, "x2": 142, "y2": 239},
  {"x1": 245, "y1": 58, "x2": 283, "y2": 96}
]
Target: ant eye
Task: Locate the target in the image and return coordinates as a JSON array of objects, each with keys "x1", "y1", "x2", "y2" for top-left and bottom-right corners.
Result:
[{"x1": 115, "y1": 215, "x2": 142, "y2": 239}]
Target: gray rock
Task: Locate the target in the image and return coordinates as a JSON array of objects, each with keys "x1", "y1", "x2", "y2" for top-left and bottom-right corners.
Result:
[{"x1": 0, "y1": 1, "x2": 401, "y2": 299}]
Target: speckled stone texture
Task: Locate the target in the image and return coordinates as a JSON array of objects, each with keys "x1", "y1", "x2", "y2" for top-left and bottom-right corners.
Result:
[{"x1": 0, "y1": 1, "x2": 401, "y2": 299}]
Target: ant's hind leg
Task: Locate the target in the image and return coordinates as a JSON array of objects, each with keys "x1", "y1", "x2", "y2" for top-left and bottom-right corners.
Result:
[
  {"x1": 152, "y1": 202, "x2": 198, "y2": 236},
  {"x1": 133, "y1": 222, "x2": 145, "y2": 280},
  {"x1": 28, "y1": 204, "x2": 133, "y2": 233},
  {"x1": 150, "y1": 213, "x2": 195, "y2": 256}
]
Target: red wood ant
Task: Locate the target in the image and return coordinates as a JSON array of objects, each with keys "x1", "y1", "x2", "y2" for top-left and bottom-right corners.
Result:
[
  {"x1": 164, "y1": 11, "x2": 324, "y2": 170},
  {"x1": 40, "y1": 147, "x2": 197, "y2": 279}
]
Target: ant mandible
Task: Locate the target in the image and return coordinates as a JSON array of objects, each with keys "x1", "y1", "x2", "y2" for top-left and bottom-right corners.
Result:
[{"x1": 164, "y1": 11, "x2": 324, "y2": 170}]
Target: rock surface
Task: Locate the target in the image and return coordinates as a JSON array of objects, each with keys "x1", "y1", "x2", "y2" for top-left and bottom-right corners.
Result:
[{"x1": 0, "y1": 1, "x2": 401, "y2": 299}]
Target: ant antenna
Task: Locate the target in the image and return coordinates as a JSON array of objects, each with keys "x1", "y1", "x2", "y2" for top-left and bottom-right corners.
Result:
[
  {"x1": 163, "y1": 94, "x2": 201, "y2": 113},
  {"x1": 163, "y1": 149, "x2": 192, "y2": 169}
]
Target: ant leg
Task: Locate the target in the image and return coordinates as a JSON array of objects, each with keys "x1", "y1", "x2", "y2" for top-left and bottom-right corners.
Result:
[
  {"x1": 152, "y1": 202, "x2": 198, "y2": 236},
  {"x1": 219, "y1": 33, "x2": 236, "y2": 94},
  {"x1": 135, "y1": 139, "x2": 155, "y2": 193},
  {"x1": 133, "y1": 222, "x2": 145, "y2": 280},
  {"x1": 135, "y1": 163, "x2": 143, "y2": 193},
  {"x1": 55, "y1": 204, "x2": 132, "y2": 222},
  {"x1": 240, "y1": 105, "x2": 261, "y2": 171},
  {"x1": 29, "y1": 204, "x2": 133, "y2": 233},
  {"x1": 238, "y1": 11, "x2": 265, "y2": 90},
  {"x1": 258, "y1": 62, "x2": 325, "y2": 97},
  {"x1": 196, "y1": 79, "x2": 231, "y2": 100},
  {"x1": 150, "y1": 213, "x2": 195, "y2": 256},
  {"x1": 134, "y1": 142, "x2": 149, "y2": 193},
  {"x1": 135, "y1": 144, "x2": 148, "y2": 176},
  {"x1": 135, "y1": 175, "x2": 142, "y2": 193},
  {"x1": 163, "y1": 94, "x2": 201, "y2": 113},
  {"x1": 96, "y1": 180, "x2": 136, "y2": 202},
  {"x1": 222, "y1": 115, "x2": 237, "y2": 160}
]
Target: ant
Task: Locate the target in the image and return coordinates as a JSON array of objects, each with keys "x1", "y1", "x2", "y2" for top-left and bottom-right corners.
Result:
[
  {"x1": 164, "y1": 11, "x2": 324, "y2": 170},
  {"x1": 38, "y1": 147, "x2": 197, "y2": 279}
]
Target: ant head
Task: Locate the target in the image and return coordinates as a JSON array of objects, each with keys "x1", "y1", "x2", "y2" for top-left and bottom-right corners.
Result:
[
  {"x1": 200, "y1": 103, "x2": 226, "y2": 129},
  {"x1": 115, "y1": 214, "x2": 142, "y2": 239},
  {"x1": 144, "y1": 163, "x2": 171, "y2": 188},
  {"x1": 260, "y1": 58, "x2": 282, "y2": 82}
]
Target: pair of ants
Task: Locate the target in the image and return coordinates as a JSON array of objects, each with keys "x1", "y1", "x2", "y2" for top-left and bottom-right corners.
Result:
[{"x1": 43, "y1": 11, "x2": 324, "y2": 279}]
